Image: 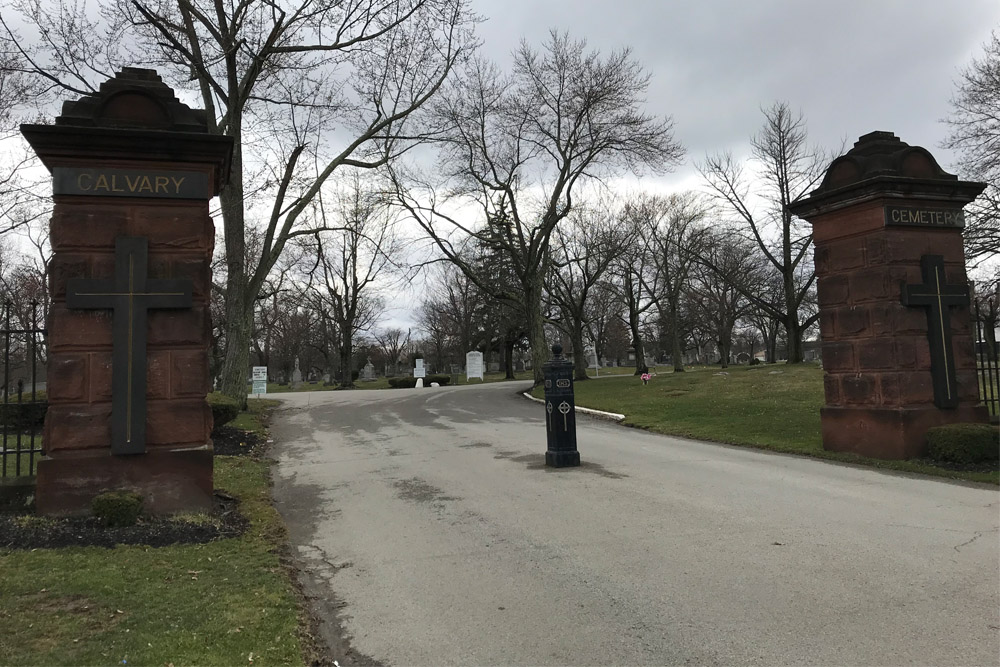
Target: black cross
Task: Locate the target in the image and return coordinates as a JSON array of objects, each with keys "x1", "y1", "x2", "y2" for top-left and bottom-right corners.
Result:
[
  {"x1": 67, "y1": 237, "x2": 192, "y2": 454},
  {"x1": 901, "y1": 254, "x2": 970, "y2": 409}
]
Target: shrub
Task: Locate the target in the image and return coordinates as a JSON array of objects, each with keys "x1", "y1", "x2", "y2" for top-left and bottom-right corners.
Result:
[
  {"x1": 0, "y1": 390, "x2": 48, "y2": 430},
  {"x1": 426, "y1": 374, "x2": 451, "y2": 386},
  {"x1": 91, "y1": 490, "x2": 144, "y2": 527},
  {"x1": 388, "y1": 376, "x2": 418, "y2": 388},
  {"x1": 925, "y1": 423, "x2": 999, "y2": 464},
  {"x1": 207, "y1": 392, "x2": 241, "y2": 429},
  {"x1": 749, "y1": 358, "x2": 761, "y2": 366}
]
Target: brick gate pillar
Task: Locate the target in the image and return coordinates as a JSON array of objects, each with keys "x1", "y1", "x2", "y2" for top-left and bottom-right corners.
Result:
[
  {"x1": 789, "y1": 131, "x2": 988, "y2": 460},
  {"x1": 22, "y1": 68, "x2": 233, "y2": 515}
]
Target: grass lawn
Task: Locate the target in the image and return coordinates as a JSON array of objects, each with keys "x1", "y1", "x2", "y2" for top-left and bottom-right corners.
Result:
[
  {"x1": 538, "y1": 364, "x2": 999, "y2": 485},
  {"x1": 1, "y1": 434, "x2": 43, "y2": 478},
  {"x1": 0, "y1": 401, "x2": 315, "y2": 666}
]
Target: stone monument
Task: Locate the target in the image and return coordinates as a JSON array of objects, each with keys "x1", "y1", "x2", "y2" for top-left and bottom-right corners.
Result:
[
  {"x1": 291, "y1": 357, "x2": 303, "y2": 389},
  {"x1": 22, "y1": 68, "x2": 232, "y2": 514},
  {"x1": 466, "y1": 350, "x2": 484, "y2": 381},
  {"x1": 789, "y1": 131, "x2": 987, "y2": 459}
]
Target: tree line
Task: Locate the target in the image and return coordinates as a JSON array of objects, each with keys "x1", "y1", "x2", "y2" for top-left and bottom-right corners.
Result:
[{"x1": 0, "y1": 3, "x2": 997, "y2": 398}]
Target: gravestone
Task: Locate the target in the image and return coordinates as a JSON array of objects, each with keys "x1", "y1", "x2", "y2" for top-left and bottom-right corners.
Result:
[
  {"x1": 361, "y1": 359, "x2": 376, "y2": 381},
  {"x1": 22, "y1": 68, "x2": 232, "y2": 515},
  {"x1": 466, "y1": 350, "x2": 484, "y2": 381},
  {"x1": 789, "y1": 131, "x2": 988, "y2": 459},
  {"x1": 291, "y1": 357, "x2": 303, "y2": 389},
  {"x1": 488, "y1": 362, "x2": 500, "y2": 372}
]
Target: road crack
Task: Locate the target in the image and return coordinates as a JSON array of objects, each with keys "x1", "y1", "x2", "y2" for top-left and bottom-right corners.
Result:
[{"x1": 953, "y1": 531, "x2": 983, "y2": 552}]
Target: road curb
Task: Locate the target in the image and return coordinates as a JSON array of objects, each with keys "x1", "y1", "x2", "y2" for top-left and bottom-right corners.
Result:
[{"x1": 521, "y1": 392, "x2": 626, "y2": 422}]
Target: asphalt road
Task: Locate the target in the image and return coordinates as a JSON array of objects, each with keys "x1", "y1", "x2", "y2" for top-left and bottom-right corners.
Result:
[{"x1": 269, "y1": 382, "x2": 1000, "y2": 666}]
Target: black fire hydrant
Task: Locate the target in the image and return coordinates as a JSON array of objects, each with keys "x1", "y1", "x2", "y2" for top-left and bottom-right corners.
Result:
[{"x1": 542, "y1": 344, "x2": 580, "y2": 467}]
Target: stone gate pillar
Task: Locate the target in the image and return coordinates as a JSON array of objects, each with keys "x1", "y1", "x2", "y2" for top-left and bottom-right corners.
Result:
[
  {"x1": 22, "y1": 68, "x2": 233, "y2": 515},
  {"x1": 789, "y1": 131, "x2": 988, "y2": 459}
]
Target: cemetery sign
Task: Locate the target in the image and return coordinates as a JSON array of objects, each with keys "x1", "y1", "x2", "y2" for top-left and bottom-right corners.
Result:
[{"x1": 252, "y1": 367, "x2": 268, "y2": 395}]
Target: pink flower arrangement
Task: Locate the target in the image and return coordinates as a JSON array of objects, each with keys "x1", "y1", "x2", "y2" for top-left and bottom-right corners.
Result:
[{"x1": 641, "y1": 372, "x2": 651, "y2": 385}]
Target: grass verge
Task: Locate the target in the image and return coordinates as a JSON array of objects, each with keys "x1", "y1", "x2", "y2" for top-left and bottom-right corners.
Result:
[
  {"x1": 538, "y1": 364, "x2": 998, "y2": 485},
  {"x1": 0, "y1": 400, "x2": 315, "y2": 666}
]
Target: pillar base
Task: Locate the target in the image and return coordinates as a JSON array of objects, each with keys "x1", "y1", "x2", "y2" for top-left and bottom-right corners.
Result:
[
  {"x1": 546, "y1": 449, "x2": 580, "y2": 468},
  {"x1": 821, "y1": 405, "x2": 990, "y2": 460},
  {"x1": 36, "y1": 446, "x2": 214, "y2": 516}
]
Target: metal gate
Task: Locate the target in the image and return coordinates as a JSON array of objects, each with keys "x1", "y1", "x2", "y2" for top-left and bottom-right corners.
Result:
[
  {"x1": 1, "y1": 301, "x2": 46, "y2": 478},
  {"x1": 974, "y1": 301, "x2": 999, "y2": 421}
]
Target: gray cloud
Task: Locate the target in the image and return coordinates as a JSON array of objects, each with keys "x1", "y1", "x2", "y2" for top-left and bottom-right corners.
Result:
[{"x1": 471, "y1": 0, "x2": 1000, "y2": 179}]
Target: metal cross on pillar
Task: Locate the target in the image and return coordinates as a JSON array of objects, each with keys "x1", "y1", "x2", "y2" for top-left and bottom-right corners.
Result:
[
  {"x1": 901, "y1": 254, "x2": 970, "y2": 409},
  {"x1": 67, "y1": 237, "x2": 193, "y2": 454}
]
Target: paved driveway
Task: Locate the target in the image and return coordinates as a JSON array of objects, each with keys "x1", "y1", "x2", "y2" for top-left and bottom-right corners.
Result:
[{"x1": 269, "y1": 382, "x2": 1000, "y2": 666}]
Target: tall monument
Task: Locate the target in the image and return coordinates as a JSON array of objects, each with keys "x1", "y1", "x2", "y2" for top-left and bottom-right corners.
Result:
[
  {"x1": 22, "y1": 68, "x2": 233, "y2": 514},
  {"x1": 789, "y1": 131, "x2": 988, "y2": 459}
]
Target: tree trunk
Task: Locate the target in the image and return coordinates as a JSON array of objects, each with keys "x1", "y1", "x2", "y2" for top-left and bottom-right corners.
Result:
[
  {"x1": 628, "y1": 310, "x2": 646, "y2": 375},
  {"x1": 526, "y1": 277, "x2": 548, "y2": 385},
  {"x1": 718, "y1": 322, "x2": 733, "y2": 369},
  {"x1": 571, "y1": 322, "x2": 588, "y2": 381},
  {"x1": 785, "y1": 313, "x2": 803, "y2": 363},
  {"x1": 504, "y1": 338, "x2": 515, "y2": 379},
  {"x1": 783, "y1": 269, "x2": 805, "y2": 362},
  {"x1": 766, "y1": 327, "x2": 778, "y2": 363},
  {"x1": 340, "y1": 328, "x2": 355, "y2": 388},
  {"x1": 218, "y1": 145, "x2": 252, "y2": 407},
  {"x1": 670, "y1": 302, "x2": 684, "y2": 372}
]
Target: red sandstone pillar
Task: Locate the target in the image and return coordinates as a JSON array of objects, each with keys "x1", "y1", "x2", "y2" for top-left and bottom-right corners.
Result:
[
  {"x1": 790, "y1": 131, "x2": 988, "y2": 460},
  {"x1": 22, "y1": 68, "x2": 232, "y2": 515}
]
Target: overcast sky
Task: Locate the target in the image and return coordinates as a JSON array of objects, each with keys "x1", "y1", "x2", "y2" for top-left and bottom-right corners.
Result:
[
  {"x1": 468, "y1": 0, "x2": 1000, "y2": 189},
  {"x1": 383, "y1": 1, "x2": 1000, "y2": 328}
]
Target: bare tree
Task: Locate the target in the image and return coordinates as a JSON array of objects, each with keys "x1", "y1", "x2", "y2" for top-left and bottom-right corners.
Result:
[
  {"x1": 305, "y1": 175, "x2": 403, "y2": 388},
  {"x1": 585, "y1": 279, "x2": 624, "y2": 366},
  {"x1": 699, "y1": 102, "x2": 826, "y2": 363},
  {"x1": 943, "y1": 30, "x2": 1000, "y2": 260},
  {"x1": 631, "y1": 192, "x2": 707, "y2": 372},
  {"x1": 393, "y1": 31, "x2": 682, "y2": 383},
  {"x1": 2, "y1": 0, "x2": 478, "y2": 400},
  {"x1": 687, "y1": 232, "x2": 760, "y2": 368},
  {"x1": 373, "y1": 327, "x2": 410, "y2": 376},
  {"x1": 548, "y1": 201, "x2": 631, "y2": 380},
  {"x1": 610, "y1": 224, "x2": 657, "y2": 374}
]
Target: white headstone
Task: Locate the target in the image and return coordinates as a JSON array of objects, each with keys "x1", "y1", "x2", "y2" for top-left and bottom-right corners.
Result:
[
  {"x1": 291, "y1": 356, "x2": 303, "y2": 388},
  {"x1": 466, "y1": 350, "x2": 484, "y2": 381},
  {"x1": 415, "y1": 377, "x2": 424, "y2": 388},
  {"x1": 413, "y1": 357, "x2": 426, "y2": 378},
  {"x1": 362, "y1": 359, "x2": 376, "y2": 381},
  {"x1": 251, "y1": 366, "x2": 267, "y2": 395}
]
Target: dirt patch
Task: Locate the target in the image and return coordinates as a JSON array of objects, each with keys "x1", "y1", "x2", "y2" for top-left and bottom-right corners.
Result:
[
  {"x1": 392, "y1": 477, "x2": 459, "y2": 503},
  {"x1": 212, "y1": 425, "x2": 268, "y2": 456},
  {"x1": 459, "y1": 441, "x2": 493, "y2": 449}
]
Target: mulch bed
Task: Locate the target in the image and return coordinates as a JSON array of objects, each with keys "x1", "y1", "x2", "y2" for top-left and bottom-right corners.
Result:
[
  {"x1": 0, "y1": 491, "x2": 249, "y2": 551},
  {"x1": 0, "y1": 426, "x2": 266, "y2": 551}
]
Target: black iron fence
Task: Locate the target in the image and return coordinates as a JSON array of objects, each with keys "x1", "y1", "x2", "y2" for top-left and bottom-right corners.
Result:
[
  {"x1": 974, "y1": 301, "x2": 999, "y2": 420},
  {"x1": 1, "y1": 301, "x2": 46, "y2": 478}
]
